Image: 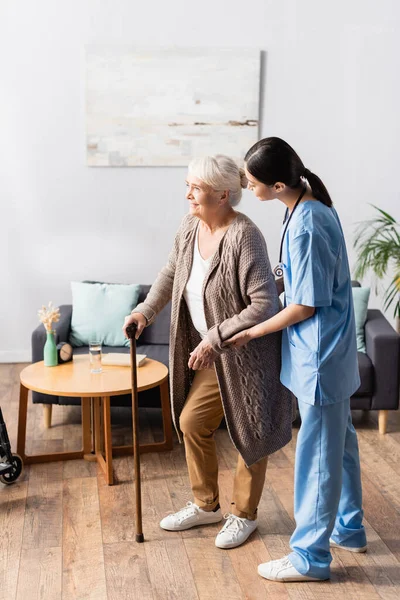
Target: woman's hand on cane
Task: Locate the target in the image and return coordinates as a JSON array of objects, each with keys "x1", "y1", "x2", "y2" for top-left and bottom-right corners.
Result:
[{"x1": 123, "y1": 313, "x2": 147, "y2": 340}]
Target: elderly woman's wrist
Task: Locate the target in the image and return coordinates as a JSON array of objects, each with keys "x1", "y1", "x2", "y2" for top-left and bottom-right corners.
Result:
[
  {"x1": 206, "y1": 327, "x2": 224, "y2": 354},
  {"x1": 131, "y1": 305, "x2": 152, "y2": 325}
]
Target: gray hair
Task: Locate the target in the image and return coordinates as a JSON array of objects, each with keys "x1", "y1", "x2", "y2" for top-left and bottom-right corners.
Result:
[{"x1": 188, "y1": 155, "x2": 248, "y2": 207}]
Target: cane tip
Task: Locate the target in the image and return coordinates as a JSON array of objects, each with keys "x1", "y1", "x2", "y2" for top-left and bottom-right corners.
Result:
[{"x1": 136, "y1": 533, "x2": 145, "y2": 543}]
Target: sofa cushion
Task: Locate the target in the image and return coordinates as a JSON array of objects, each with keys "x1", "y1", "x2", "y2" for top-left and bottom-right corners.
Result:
[
  {"x1": 353, "y1": 351, "x2": 373, "y2": 396},
  {"x1": 352, "y1": 287, "x2": 370, "y2": 353},
  {"x1": 136, "y1": 343, "x2": 169, "y2": 367},
  {"x1": 69, "y1": 282, "x2": 140, "y2": 347}
]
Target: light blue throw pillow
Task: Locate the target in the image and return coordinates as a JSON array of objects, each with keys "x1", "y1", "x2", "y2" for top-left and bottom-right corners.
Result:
[
  {"x1": 352, "y1": 287, "x2": 370, "y2": 354},
  {"x1": 69, "y1": 281, "x2": 140, "y2": 347}
]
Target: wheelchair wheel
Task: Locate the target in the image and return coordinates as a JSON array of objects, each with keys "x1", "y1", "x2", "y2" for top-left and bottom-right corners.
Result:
[{"x1": 0, "y1": 454, "x2": 23, "y2": 485}]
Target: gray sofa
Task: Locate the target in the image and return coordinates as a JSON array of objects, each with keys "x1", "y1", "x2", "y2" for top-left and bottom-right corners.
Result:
[
  {"x1": 32, "y1": 286, "x2": 171, "y2": 425},
  {"x1": 350, "y1": 281, "x2": 399, "y2": 433},
  {"x1": 32, "y1": 283, "x2": 399, "y2": 433}
]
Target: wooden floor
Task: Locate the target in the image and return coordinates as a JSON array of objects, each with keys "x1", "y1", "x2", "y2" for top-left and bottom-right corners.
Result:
[{"x1": 1, "y1": 364, "x2": 400, "y2": 600}]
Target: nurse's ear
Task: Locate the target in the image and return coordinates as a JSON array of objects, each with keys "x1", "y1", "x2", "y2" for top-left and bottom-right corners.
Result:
[{"x1": 273, "y1": 182, "x2": 286, "y2": 195}]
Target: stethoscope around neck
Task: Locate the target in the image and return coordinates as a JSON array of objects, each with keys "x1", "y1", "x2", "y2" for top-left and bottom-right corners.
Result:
[{"x1": 273, "y1": 184, "x2": 307, "y2": 278}]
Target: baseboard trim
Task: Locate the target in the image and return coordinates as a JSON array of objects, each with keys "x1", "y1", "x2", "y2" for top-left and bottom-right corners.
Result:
[{"x1": 0, "y1": 351, "x2": 31, "y2": 363}]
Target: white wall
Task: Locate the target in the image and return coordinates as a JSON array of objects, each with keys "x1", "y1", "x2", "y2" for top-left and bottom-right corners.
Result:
[{"x1": 1, "y1": 0, "x2": 399, "y2": 361}]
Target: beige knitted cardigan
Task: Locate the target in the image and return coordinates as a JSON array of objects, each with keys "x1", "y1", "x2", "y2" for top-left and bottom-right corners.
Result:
[{"x1": 134, "y1": 212, "x2": 293, "y2": 466}]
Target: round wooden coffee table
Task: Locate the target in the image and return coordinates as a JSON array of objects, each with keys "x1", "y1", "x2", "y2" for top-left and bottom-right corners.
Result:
[{"x1": 17, "y1": 355, "x2": 172, "y2": 484}]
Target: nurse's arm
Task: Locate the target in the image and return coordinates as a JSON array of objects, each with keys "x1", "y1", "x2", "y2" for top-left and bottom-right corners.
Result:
[
  {"x1": 251, "y1": 303, "x2": 315, "y2": 338},
  {"x1": 224, "y1": 304, "x2": 315, "y2": 347}
]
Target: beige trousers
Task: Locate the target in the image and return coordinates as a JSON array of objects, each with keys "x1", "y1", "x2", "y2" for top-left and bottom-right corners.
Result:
[{"x1": 179, "y1": 368, "x2": 268, "y2": 520}]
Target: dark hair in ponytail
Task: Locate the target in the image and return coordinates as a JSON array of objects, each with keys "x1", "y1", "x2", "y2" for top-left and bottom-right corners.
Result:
[{"x1": 245, "y1": 137, "x2": 333, "y2": 207}]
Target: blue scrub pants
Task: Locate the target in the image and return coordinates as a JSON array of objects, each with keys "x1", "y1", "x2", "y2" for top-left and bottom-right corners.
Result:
[{"x1": 288, "y1": 398, "x2": 366, "y2": 580}]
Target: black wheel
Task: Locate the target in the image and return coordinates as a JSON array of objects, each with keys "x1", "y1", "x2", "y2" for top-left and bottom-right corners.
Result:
[{"x1": 0, "y1": 454, "x2": 23, "y2": 485}]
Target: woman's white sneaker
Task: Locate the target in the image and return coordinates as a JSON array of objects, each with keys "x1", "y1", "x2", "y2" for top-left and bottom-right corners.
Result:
[
  {"x1": 160, "y1": 502, "x2": 222, "y2": 531},
  {"x1": 258, "y1": 556, "x2": 327, "y2": 582},
  {"x1": 215, "y1": 514, "x2": 258, "y2": 549}
]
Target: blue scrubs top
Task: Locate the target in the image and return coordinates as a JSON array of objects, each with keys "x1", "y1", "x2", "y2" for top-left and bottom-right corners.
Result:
[{"x1": 281, "y1": 200, "x2": 360, "y2": 405}]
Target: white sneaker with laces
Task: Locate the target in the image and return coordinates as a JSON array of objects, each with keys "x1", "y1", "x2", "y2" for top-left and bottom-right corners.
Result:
[
  {"x1": 160, "y1": 502, "x2": 222, "y2": 531},
  {"x1": 330, "y1": 539, "x2": 368, "y2": 553},
  {"x1": 215, "y1": 513, "x2": 258, "y2": 549},
  {"x1": 258, "y1": 556, "x2": 327, "y2": 582}
]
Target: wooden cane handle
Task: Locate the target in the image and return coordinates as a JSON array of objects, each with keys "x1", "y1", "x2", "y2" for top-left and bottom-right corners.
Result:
[{"x1": 126, "y1": 322, "x2": 138, "y2": 340}]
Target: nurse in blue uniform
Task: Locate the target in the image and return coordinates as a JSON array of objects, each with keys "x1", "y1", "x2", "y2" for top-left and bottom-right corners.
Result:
[{"x1": 226, "y1": 137, "x2": 367, "y2": 582}]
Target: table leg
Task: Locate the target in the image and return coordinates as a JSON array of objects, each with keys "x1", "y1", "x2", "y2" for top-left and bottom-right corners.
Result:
[
  {"x1": 90, "y1": 398, "x2": 96, "y2": 451},
  {"x1": 82, "y1": 398, "x2": 92, "y2": 459},
  {"x1": 94, "y1": 397, "x2": 102, "y2": 453},
  {"x1": 17, "y1": 384, "x2": 29, "y2": 461},
  {"x1": 94, "y1": 397, "x2": 114, "y2": 485},
  {"x1": 103, "y1": 397, "x2": 113, "y2": 485},
  {"x1": 17, "y1": 384, "x2": 84, "y2": 464}
]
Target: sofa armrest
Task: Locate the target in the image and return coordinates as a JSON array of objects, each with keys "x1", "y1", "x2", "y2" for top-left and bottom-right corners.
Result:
[
  {"x1": 32, "y1": 305, "x2": 73, "y2": 363},
  {"x1": 365, "y1": 309, "x2": 400, "y2": 410}
]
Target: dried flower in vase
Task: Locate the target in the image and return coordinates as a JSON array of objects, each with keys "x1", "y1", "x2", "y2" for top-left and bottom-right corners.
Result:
[{"x1": 38, "y1": 301, "x2": 60, "y2": 332}]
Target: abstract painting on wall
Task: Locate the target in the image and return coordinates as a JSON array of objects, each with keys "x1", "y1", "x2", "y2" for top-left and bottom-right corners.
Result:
[{"x1": 86, "y1": 47, "x2": 260, "y2": 167}]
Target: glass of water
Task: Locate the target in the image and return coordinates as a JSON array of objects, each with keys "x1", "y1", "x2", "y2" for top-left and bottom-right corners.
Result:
[{"x1": 89, "y1": 340, "x2": 102, "y2": 373}]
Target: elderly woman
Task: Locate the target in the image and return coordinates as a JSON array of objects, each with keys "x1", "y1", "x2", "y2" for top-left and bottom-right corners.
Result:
[{"x1": 123, "y1": 155, "x2": 293, "y2": 549}]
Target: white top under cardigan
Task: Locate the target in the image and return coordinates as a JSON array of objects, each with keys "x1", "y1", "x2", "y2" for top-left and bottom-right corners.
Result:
[{"x1": 183, "y1": 228, "x2": 214, "y2": 339}]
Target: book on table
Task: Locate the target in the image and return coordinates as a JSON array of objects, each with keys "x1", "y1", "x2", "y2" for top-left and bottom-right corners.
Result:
[{"x1": 101, "y1": 353, "x2": 147, "y2": 367}]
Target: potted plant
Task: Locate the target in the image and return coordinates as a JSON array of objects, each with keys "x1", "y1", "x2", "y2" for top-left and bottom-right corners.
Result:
[{"x1": 354, "y1": 205, "x2": 400, "y2": 331}]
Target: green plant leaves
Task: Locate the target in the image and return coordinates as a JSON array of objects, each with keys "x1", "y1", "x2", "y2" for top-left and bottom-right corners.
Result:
[{"x1": 354, "y1": 205, "x2": 400, "y2": 317}]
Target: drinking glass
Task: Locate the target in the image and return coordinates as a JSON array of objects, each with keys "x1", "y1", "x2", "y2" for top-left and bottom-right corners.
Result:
[{"x1": 89, "y1": 340, "x2": 102, "y2": 373}]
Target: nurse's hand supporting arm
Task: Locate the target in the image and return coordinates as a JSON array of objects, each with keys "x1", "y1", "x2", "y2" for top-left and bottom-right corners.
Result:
[{"x1": 224, "y1": 303, "x2": 315, "y2": 348}]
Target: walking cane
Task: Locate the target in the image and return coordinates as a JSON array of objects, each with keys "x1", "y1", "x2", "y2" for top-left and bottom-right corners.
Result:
[{"x1": 126, "y1": 323, "x2": 144, "y2": 543}]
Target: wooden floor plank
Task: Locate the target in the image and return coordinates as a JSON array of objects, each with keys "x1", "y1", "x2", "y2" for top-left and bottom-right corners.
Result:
[
  {"x1": 21, "y1": 461, "x2": 63, "y2": 550},
  {"x1": 183, "y1": 537, "x2": 242, "y2": 600},
  {"x1": 357, "y1": 427, "x2": 400, "y2": 477},
  {"x1": 146, "y1": 538, "x2": 200, "y2": 600},
  {"x1": 15, "y1": 547, "x2": 62, "y2": 600},
  {"x1": 103, "y1": 541, "x2": 153, "y2": 600},
  {"x1": 357, "y1": 435, "x2": 400, "y2": 515},
  {"x1": 361, "y1": 472, "x2": 400, "y2": 563},
  {"x1": 97, "y1": 456, "x2": 136, "y2": 544},
  {"x1": 0, "y1": 481, "x2": 28, "y2": 600},
  {"x1": 63, "y1": 458, "x2": 97, "y2": 480},
  {"x1": 62, "y1": 477, "x2": 107, "y2": 600}
]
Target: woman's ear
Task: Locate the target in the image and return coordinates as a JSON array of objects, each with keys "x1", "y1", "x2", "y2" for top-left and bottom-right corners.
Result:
[{"x1": 219, "y1": 190, "x2": 229, "y2": 204}]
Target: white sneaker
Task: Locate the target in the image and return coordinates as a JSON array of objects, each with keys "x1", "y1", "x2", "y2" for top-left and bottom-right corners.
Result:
[
  {"x1": 215, "y1": 513, "x2": 258, "y2": 549},
  {"x1": 160, "y1": 502, "x2": 222, "y2": 531},
  {"x1": 258, "y1": 556, "x2": 327, "y2": 582},
  {"x1": 330, "y1": 539, "x2": 368, "y2": 553}
]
